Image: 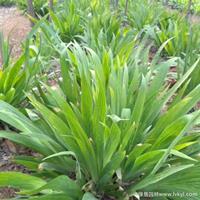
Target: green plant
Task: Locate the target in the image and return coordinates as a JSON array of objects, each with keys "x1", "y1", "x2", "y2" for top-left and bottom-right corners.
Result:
[
  {"x1": 81, "y1": 11, "x2": 136, "y2": 59},
  {"x1": 0, "y1": 33, "x2": 10, "y2": 67},
  {"x1": 16, "y1": 0, "x2": 49, "y2": 16},
  {"x1": 166, "y1": 0, "x2": 200, "y2": 14},
  {"x1": 0, "y1": 43, "x2": 200, "y2": 199},
  {"x1": 0, "y1": 0, "x2": 15, "y2": 6},
  {"x1": 49, "y1": 1, "x2": 84, "y2": 43},
  {"x1": 127, "y1": 0, "x2": 164, "y2": 31},
  {"x1": 149, "y1": 16, "x2": 200, "y2": 57},
  {"x1": 0, "y1": 33, "x2": 40, "y2": 106},
  {"x1": 147, "y1": 15, "x2": 200, "y2": 94},
  {"x1": 177, "y1": 33, "x2": 200, "y2": 94}
]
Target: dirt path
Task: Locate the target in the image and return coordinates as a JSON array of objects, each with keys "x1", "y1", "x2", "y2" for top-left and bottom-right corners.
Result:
[{"x1": 0, "y1": 7, "x2": 31, "y2": 63}]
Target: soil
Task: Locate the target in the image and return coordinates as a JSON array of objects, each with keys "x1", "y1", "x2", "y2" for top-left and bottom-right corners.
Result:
[
  {"x1": 0, "y1": 139, "x2": 27, "y2": 199},
  {"x1": 0, "y1": 7, "x2": 31, "y2": 64},
  {"x1": 189, "y1": 14, "x2": 200, "y2": 24}
]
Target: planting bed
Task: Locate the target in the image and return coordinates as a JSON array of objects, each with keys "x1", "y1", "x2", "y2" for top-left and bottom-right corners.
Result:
[{"x1": 0, "y1": 1, "x2": 200, "y2": 200}]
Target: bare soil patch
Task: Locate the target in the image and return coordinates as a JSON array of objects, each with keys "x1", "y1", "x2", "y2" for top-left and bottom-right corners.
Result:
[{"x1": 0, "y1": 7, "x2": 31, "y2": 64}]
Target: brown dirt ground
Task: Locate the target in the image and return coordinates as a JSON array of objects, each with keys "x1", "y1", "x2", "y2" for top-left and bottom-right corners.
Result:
[
  {"x1": 0, "y1": 139, "x2": 29, "y2": 199},
  {"x1": 0, "y1": 7, "x2": 31, "y2": 64}
]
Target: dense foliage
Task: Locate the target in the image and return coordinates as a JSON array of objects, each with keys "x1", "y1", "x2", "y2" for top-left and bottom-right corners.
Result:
[
  {"x1": 0, "y1": 0, "x2": 51, "y2": 15},
  {"x1": 0, "y1": 0, "x2": 200, "y2": 199},
  {"x1": 0, "y1": 0, "x2": 15, "y2": 7},
  {"x1": 166, "y1": 0, "x2": 200, "y2": 14}
]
